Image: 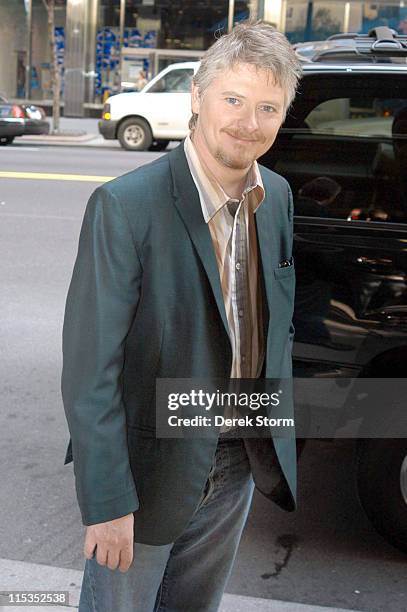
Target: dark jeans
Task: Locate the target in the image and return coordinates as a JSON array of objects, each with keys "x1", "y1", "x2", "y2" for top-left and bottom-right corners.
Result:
[{"x1": 78, "y1": 438, "x2": 255, "y2": 612}]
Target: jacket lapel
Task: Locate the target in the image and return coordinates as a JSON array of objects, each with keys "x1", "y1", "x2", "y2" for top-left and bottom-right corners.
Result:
[
  {"x1": 168, "y1": 142, "x2": 230, "y2": 339},
  {"x1": 255, "y1": 166, "x2": 277, "y2": 345},
  {"x1": 256, "y1": 227, "x2": 270, "y2": 349}
]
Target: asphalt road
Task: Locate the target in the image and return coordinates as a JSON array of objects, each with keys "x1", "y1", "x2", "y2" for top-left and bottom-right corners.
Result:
[{"x1": 1, "y1": 143, "x2": 406, "y2": 612}]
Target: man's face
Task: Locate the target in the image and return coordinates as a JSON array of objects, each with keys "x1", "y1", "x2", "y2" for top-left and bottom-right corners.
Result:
[{"x1": 191, "y1": 62, "x2": 286, "y2": 170}]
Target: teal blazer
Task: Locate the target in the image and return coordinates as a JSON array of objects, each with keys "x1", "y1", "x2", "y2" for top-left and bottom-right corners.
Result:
[{"x1": 61, "y1": 140, "x2": 297, "y2": 545}]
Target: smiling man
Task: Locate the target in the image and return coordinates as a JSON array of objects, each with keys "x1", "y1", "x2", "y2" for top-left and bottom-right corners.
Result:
[
  {"x1": 62, "y1": 19, "x2": 302, "y2": 612},
  {"x1": 190, "y1": 63, "x2": 286, "y2": 196}
]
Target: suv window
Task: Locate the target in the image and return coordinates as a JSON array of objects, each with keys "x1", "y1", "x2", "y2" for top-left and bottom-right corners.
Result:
[
  {"x1": 264, "y1": 75, "x2": 407, "y2": 224},
  {"x1": 306, "y1": 97, "x2": 406, "y2": 138},
  {"x1": 148, "y1": 68, "x2": 193, "y2": 94}
]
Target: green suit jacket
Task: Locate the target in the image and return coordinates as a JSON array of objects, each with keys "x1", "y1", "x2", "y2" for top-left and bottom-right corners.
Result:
[{"x1": 61, "y1": 140, "x2": 297, "y2": 545}]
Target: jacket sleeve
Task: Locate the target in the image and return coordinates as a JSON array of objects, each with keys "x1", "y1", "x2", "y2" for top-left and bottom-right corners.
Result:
[{"x1": 61, "y1": 185, "x2": 141, "y2": 525}]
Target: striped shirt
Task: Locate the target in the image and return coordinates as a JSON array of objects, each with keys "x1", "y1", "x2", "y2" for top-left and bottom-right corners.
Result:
[{"x1": 184, "y1": 133, "x2": 266, "y2": 432}]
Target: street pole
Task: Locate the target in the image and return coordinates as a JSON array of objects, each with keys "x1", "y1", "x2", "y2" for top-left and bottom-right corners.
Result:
[
  {"x1": 119, "y1": 0, "x2": 125, "y2": 91},
  {"x1": 304, "y1": 1, "x2": 313, "y2": 41},
  {"x1": 119, "y1": 0, "x2": 125, "y2": 48},
  {"x1": 227, "y1": 0, "x2": 235, "y2": 33},
  {"x1": 343, "y1": 2, "x2": 350, "y2": 33},
  {"x1": 85, "y1": 0, "x2": 98, "y2": 104},
  {"x1": 25, "y1": 0, "x2": 33, "y2": 99}
]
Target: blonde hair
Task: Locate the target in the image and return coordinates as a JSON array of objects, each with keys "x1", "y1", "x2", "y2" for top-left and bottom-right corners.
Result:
[{"x1": 189, "y1": 19, "x2": 302, "y2": 131}]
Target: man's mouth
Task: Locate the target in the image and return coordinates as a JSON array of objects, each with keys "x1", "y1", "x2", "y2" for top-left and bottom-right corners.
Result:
[{"x1": 226, "y1": 132, "x2": 257, "y2": 143}]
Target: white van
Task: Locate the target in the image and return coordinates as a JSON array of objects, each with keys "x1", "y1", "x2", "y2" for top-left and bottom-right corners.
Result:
[{"x1": 98, "y1": 61, "x2": 200, "y2": 151}]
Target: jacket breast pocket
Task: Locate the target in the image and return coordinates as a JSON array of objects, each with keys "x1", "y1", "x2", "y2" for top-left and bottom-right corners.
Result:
[
  {"x1": 272, "y1": 263, "x2": 296, "y2": 307},
  {"x1": 273, "y1": 264, "x2": 295, "y2": 280}
]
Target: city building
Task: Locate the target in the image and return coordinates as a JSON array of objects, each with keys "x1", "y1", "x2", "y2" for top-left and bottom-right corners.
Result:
[{"x1": 0, "y1": 0, "x2": 406, "y2": 115}]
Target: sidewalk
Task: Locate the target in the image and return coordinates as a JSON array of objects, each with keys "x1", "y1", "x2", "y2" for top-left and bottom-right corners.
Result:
[
  {"x1": 17, "y1": 117, "x2": 117, "y2": 148},
  {"x1": 15, "y1": 118, "x2": 180, "y2": 150},
  {"x1": 0, "y1": 558, "x2": 362, "y2": 612},
  {"x1": 18, "y1": 133, "x2": 112, "y2": 148}
]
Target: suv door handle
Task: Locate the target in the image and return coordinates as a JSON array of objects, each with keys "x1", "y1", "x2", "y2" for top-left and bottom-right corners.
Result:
[
  {"x1": 356, "y1": 256, "x2": 393, "y2": 266},
  {"x1": 375, "y1": 311, "x2": 407, "y2": 323}
]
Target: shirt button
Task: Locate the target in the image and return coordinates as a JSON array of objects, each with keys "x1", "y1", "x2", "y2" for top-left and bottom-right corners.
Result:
[
  {"x1": 242, "y1": 355, "x2": 246, "y2": 362},
  {"x1": 236, "y1": 262, "x2": 241, "y2": 271},
  {"x1": 238, "y1": 309, "x2": 244, "y2": 317}
]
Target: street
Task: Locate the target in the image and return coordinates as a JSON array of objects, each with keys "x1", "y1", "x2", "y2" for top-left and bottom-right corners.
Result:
[{"x1": 1, "y1": 143, "x2": 406, "y2": 612}]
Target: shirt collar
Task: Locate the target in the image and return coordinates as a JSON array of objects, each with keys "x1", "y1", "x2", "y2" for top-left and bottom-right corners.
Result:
[{"x1": 184, "y1": 133, "x2": 265, "y2": 224}]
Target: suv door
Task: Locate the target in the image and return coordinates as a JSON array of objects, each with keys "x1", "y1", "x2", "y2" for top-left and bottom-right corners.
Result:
[
  {"x1": 259, "y1": 70, "x2": 407, "y2": 552},
  {"x1": 144, "y1": 67, "x2": 194, "y2": 138}
]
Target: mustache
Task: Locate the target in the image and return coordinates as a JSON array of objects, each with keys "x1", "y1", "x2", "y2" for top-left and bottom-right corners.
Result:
[{"x1": 222, "y1": 128, "x2": 264, "y2": 142}]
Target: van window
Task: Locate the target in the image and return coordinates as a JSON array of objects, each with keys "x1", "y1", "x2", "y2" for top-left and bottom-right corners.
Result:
[{"x1": 148, "y1": 68, "x2": 193, "y2": 94}]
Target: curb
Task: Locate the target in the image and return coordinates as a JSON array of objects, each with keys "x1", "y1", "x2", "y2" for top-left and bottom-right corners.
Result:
[
  {"x1": 0, "y1": 558, "x2": 362, "y2": 612},
  {"x1": 16, "y1": 134, "x2": 105, "y2": 148}
]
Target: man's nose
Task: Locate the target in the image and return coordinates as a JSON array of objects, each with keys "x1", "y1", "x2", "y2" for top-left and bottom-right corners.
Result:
[{"x1": 238, "y1": 107, "x2": 260, "y2": 134}]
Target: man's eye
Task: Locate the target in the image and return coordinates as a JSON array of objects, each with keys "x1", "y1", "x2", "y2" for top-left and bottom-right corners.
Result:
[
  {"x1": 226, "y1": 97, "x2": 240, "y2": 105},
  {"x1": 261, "y1": 105, "x2": 275, "y2": 113}
]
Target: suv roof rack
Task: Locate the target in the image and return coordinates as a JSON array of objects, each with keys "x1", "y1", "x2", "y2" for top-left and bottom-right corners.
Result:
[
  {"x1": 296, "y1": 27, "x2": 407, "y2": 63},
  {"x1": 327, "y1": 33, "x2": 361, "y2": 41}
]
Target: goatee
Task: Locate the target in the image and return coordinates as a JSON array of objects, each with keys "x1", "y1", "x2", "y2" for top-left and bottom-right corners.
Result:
[{"x1": 214, "y1": 148, "x2": 252, "y2": 170}]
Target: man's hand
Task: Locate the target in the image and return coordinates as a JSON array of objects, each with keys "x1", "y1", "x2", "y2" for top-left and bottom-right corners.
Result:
[{"x1": 84, "y1": 513, "x2": 134, "y2": 573}]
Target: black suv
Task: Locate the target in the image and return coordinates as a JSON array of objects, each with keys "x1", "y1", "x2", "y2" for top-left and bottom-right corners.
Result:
[{"x1": 259, "y1": 28, "x2": 407, "y2": 553}]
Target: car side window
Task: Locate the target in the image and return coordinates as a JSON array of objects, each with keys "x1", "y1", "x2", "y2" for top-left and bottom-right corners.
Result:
[
  {"x1": 148, "y1": 69, "x2": 193, "y2": 94},
  {"x1": 270, "y1": 90, "x2": 407, "y2": 224},
  {"x1": 0, "y1": 105, "x2": 13, "y2": 117}
]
